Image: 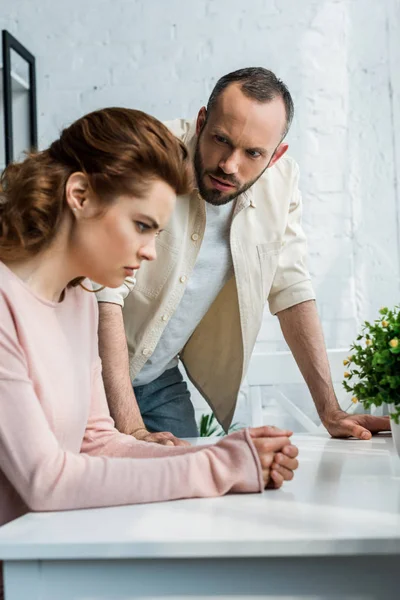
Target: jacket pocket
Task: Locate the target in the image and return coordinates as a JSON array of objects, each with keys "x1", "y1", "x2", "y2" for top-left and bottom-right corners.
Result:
[
  {"x1": 134, "y1": 230, "x2": 180, "y2": 299},
  {"x1": 257, "y1": 241, "x2": 282, "y2": 300}
]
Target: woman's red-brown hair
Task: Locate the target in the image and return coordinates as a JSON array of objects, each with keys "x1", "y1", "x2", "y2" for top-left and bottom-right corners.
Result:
[{"x1": 0, "y1": 107, "x2": 192, "y2": 265}]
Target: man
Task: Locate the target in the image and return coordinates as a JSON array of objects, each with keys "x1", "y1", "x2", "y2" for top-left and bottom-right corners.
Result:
[{"x1": 96, "y1": 67, "x2": 390, "y2": 445}]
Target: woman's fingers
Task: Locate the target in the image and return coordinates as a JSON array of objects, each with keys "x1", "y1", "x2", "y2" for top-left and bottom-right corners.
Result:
[
  {"x1": 249, "y1": 425, "x2": 293, "y2": 439},
  {"x1": 258, "y1": 452, "x2": 275, "y2": 470},
  {"x1": 261, "y1": 468, "x2": 270, "y2": 488},
  {"x1": 273, "y1": 451, "x2": 299, "y2": 472},
  {"x1": 250, "y1": 433, "x2": 299, "y2": 489},
  {"x1": 269, "y1": 469, "x2": 285, "y2": 488},
  {"x1": 271, "y1": 462, "x2": 295, "y2": 481},
  {"x1": 252, "y1": 436, "x2": 293, "y2": 455},
  {"x1": 281, "y1": 444, "x2": 299, "y2": 458}
]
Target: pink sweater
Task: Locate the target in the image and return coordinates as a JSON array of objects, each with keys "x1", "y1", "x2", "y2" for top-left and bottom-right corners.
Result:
[{"x1": 0, "y1": 261, "x2": 263, "y2": 528}]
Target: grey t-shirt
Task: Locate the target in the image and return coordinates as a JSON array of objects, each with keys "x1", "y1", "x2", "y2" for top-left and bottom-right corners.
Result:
[{"x1": 133, "y1": 200, "x2": 235, "y2": 387}]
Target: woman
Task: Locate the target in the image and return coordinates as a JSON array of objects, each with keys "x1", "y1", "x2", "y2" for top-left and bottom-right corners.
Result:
[{"x1": 0, "y1": 107, "x2": 299, "y2": 526}]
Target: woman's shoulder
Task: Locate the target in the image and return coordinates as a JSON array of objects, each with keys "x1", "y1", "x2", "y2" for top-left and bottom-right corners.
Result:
[
  {"x1": 65, "y1": 279, "x2": 99, "y2": 322},
  {"x1": 66, "y1": 281, "x2": 99, "y2": 344},
  {"x1": 0, "y1": 266, "x2": 98, "y2": 332},
  {"x1": 0, "y1": 261, "x2": 24, "y2": 312},
  {"x1": 66, "y1": 280, "x2": 100, "y2": 364},
  {"x1": 0, "y1": 263, "x2": 26, "y2": 353}
]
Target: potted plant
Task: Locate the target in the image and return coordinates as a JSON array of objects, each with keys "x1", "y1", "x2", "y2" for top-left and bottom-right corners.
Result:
[
  {"x1": 343, "y1": 306, "x2": 400, "y2": 455},
  {"x1": 198, "y1": 412, "x2": 242, "y2": 437}
]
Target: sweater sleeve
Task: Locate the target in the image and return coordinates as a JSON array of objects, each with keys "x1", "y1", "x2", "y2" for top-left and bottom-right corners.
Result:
[
  {"x1": 0, "y1": 308, "x2": 263, "y2": 512},
  {"x1": 80, "y1": 358, "x2": 264, "y2": 492},
  {"x1": 94, "y1": 276, "x2": 135, "y2": 307}
]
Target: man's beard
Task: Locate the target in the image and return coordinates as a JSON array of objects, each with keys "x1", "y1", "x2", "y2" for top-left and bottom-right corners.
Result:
[{"x1": 193, "y1": 138, "x2": 267, "y2": 206}]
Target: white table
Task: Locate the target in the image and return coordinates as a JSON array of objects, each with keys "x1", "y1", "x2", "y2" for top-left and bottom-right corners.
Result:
[{"x1": 1, "y1": 433, "x2": 400, "y2": 599}]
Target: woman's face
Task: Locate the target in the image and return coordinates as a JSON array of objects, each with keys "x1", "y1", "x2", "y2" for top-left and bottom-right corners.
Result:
[{"x1": 70, "y1": 177, "x2": 176, "y2": 288}]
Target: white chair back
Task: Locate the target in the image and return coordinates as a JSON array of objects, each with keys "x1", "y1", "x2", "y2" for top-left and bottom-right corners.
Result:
[{"x1": 246, "y1": 349, "x2": 350, "y2": 430}]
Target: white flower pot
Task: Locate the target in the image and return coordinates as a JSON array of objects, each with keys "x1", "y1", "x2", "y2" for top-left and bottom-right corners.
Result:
[{"x1": 389, "y1": 404, "x2": 400, "y2": 458}]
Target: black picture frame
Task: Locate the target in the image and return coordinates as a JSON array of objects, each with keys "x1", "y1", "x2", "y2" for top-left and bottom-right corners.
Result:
[{"x1": 2, "y1": 30, "x2": 38, "y2": 166}]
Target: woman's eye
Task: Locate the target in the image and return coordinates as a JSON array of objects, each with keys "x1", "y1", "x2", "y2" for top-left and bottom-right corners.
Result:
[{"x1": 136, "y1": 222, "x2": 150, "y2": 233}]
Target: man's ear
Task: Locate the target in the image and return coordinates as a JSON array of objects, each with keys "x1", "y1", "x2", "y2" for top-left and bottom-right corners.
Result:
[
  {"x1": 196, "y1": 107, "x2": 207, "y2": 136},
  {"x1": 268, "y1": 143, "x2": 289, "y2": 169}
]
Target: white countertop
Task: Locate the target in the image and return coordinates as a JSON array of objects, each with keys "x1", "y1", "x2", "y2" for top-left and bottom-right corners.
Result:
[{"x1": 1, "y1": 433, "x2": 400, "y2": 561}]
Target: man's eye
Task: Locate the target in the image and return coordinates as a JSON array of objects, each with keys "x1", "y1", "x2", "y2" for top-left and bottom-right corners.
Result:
[
  {"x1": 215, "y1": 135, "x2": 228, "y2": 144},
  {"x1": 247, "y1": 150, "x2": 261, "y2": 158}
]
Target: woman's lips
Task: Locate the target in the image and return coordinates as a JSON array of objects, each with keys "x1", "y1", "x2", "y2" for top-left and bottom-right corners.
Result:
[{"x1": 123, "y1": 266, "x2": 139, "y2": 276}]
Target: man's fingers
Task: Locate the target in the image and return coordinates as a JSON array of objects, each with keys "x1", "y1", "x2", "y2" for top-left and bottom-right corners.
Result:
[
  {"x1": 249, "y1": 425, "x2": 293, "y2": 439},
  {"x1": 358, "y1": 415, "x2": 391, "y2": 433},
  {"x1": 334, "y1": 421, "x2": 371, "y2": 440},
  {"x1": 143, "y1": 434, "x2": 171, "y2": 445},
  {"x1": 328, "y1": 414, "x2": 391, "y2": 440},
  {"x1": 158, "y1": 432, "x2": 178, "y2": 440},
  {"x1": 144, "y1": 432, "x2": 190, "y2": 447},
  {"x1": 161, "y1": 435, "x2": 190, "y2": 447},
  {"x1": 171, "y1": 438, "x2": 191, "y2": 446}
]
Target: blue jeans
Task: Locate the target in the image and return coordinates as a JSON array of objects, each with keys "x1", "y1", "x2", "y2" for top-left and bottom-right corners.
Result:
[{"x1": 133, "y1": 366, "x2": 199, "y2": 437}]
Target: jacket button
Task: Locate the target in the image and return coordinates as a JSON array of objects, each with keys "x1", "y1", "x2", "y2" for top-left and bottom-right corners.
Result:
[
  {"x1": 142, "y1": 348, "x2": 151, "y2": 357},
  {"x1": 191, "y1": 233, "x2": 199, "y2": 241},
  {"x1": 180, "y1": 275, "x2": 187, "y2": 283},
  {"x1": 162, "y1": 315, "x2": 168, "y2": 322}
]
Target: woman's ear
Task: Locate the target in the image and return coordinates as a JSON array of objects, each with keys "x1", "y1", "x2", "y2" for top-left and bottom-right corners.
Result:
[{"x1": 65, "y1": 172, "x2": 90, "y2": 217}]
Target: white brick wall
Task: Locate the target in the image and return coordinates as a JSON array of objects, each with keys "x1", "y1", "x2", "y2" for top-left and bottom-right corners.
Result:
[{"x1": 2, "y1": 0, "x2": 400, "y2": 425}]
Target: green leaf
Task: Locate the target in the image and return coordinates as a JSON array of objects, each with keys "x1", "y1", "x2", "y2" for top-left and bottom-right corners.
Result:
[
  {"x1": 198, "y1": 412, "x2": 241, "y2": 437},
  {"x1": 342, "y1": 304, "x2": 400, "y2": 408}
]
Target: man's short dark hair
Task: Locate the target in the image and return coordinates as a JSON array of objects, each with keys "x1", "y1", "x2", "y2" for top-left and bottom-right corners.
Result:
[{"x1": 206, "y1": 67, "x2": 294, "y2": 137}]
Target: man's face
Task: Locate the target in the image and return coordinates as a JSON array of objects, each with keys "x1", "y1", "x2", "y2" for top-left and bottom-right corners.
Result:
[{"x1": 194, "y1": 83, "x2": 288, "y2": 206}]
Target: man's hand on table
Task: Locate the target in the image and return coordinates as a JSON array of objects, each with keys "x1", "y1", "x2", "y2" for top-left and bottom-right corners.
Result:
[
  {"x1": 132, "y1": 428, "x2": 190, "y2": 447},
  {"x1": 249, "y1": 426, "x2": 299, "y2": 489},
  {"x1": 322, "y1": 410, "x2": 391, "y2": 440}
]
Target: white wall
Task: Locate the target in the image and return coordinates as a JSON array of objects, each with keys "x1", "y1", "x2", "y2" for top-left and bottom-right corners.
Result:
[{"x1": 2, "y1": 0, "x2": 400, "y2": 424}]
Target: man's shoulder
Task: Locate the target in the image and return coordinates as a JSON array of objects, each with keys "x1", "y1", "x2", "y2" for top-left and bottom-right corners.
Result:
[
  {"x1": 255, "y1": 154, "x2": 300, "y2": 191},
  {"x1": 263, "y1": 154, "x2": 299, "y2": 181},
  {"x1": 162, "y1": 118, "x2": 195, "y2": 142},
  {"x1": 249, "y1": 155, "x2": 300, "y2": 207}
]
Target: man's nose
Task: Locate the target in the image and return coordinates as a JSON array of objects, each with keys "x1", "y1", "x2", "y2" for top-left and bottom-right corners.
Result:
[{"x1": 219, "y1": 149, "x2": 240, "y2": 175}]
